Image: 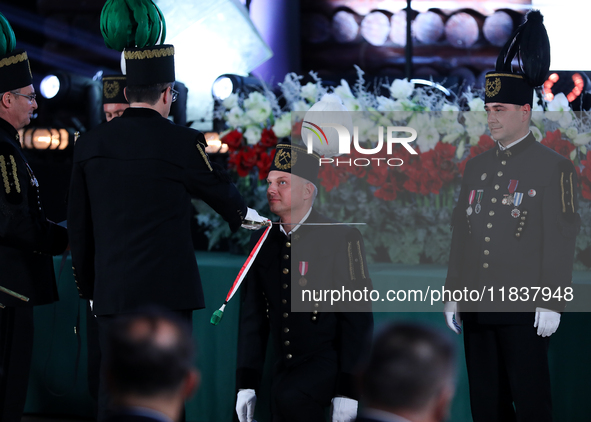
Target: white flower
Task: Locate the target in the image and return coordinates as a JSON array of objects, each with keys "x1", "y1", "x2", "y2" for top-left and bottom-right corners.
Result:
[
  {"x1": 530, "y1": 126, "x2": 543, "y2": 142},
  {"x1": 300, "y1": 82, "x2": 318, "y2": 103},
  {"x1": 273, "y1": 113, "x2": 292, "y2": 138},
  {"x1": 565, "y1": 126, "x2": 579, "y2": 140},
  {"x1": 389, "y1": 78, "x2": 415, "y2": 100},
  {"x1": 466, "y1": 122, "x2": 486, "y2": 140},
  {"x1": 468, "y1": 97, "x2": 485, "y2": 111},
  {"x1": 376, "y1": 96, "x2": 398, "y2": 111},
  {"x1": 415, "y1": 126, "x2": 440, "y2": 152},
  {"x1": 226, "y1": 106, "x2": 247, "y2": 128},
  {"x1": 456, "y1": 140, "x2": 465, "y2": 159},
  {"x1": 558, "y1": 111, "x2": 573, "y2": 128},
  {"x1": 334, "y1": 79, "x2": 355, "y2": 100},
  {"x1": 243, "y1": 126, "x2": 262, "y2": 146},
  {"x1": 464, "y1": 111, "x2": 487, "y2": 126},
  {"x1": 222, "y1": 93, "x2": 239, "y2": 109},
  {"x1": 343, "y1": 98, "x2": 361, "y2": 111},
  {"x1": 244, "y1": 92, "x2": 272, "y2": 124},
  {"x1": 574, "y1": 132, "x2": 591, "y2": 147},
  {"x1": 291, "y1": 101, "x2": 311, "y2": 112},
  {"x1": 545, "y1": 93, "x2": 571, "y2": 122}
]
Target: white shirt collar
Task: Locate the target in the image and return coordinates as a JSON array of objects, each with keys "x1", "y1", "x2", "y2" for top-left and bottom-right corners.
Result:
[
  {"x1": 497, "y1": 130, "x2": 531, "y2": 150},
  {"x1": 280, "y1": 206, "x2": 312, "y2": 237}
]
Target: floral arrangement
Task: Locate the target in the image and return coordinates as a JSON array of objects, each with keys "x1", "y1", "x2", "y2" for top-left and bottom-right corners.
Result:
[{"x1": 195, "y1": 67, "x2": 591, "y2": 267}]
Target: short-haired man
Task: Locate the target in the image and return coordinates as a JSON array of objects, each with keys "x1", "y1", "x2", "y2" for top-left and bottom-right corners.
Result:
[
  {"x1": 104, "y1": 308, "x2": 199, "y2": 422},
  {"x1": 102, "y1": 74, "x2": 129, "y2": 122},
  {"x1": 356, "y1": 323, "x2": 456, "y2": 422},
  {"x1": 443, "y1": 11, "x2": 580, "y2": 422},
  {"x1": 68, "y1": 44, "x2": 261, "y2": 421},
  {"x1": 236, "y1": 142, "x2": 373, "y2": 422},
  {"x1": 0, "y1": 39, "x2": 68, "y2": 421}
]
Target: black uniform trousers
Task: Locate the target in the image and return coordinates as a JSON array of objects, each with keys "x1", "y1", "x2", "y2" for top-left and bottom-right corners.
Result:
[
  {"x1": 0, "y1": 306, "x2": 35, "y2": 422},
  {"x1": 463, "y1": 317, "x2": 552, "y2": 422}
]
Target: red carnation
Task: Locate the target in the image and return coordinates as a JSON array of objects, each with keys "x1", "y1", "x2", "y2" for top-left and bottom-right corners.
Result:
[
  {"x1": 228, "y1": 147, "x2": 258, "y2": 177},
  {"x1": 260, "y1": 128, "x2": 278, "y2": 148},
  {"x1": 318, "y1": 162, "x2": 348, "y2": 192},
  {"x1": 221, "y1": 130, "x2": 244, "y2": 150},
  {"x1": 541, "y1": 129, "x2": 575, "y2": 159},
  {"x1": 256, "y1": 149, "x2": 276, "y2": 180}
]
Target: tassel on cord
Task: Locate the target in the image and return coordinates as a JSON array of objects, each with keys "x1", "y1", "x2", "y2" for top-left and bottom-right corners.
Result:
[
  {"x1": 211, "y1": 225, "x2": 272, "y2": 325},
  {"x1": 0, "y1": 11, "x2": 16, "y2": 56}
]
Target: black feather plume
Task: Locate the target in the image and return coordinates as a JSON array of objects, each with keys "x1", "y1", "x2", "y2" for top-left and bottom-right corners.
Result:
[{"x1": 495, "y1": 9, "x2": 550, "y2": 87}]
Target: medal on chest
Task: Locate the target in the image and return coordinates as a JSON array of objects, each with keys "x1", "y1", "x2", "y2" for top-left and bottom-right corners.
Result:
[
  {"x1": 467, "y1": 190, "x2": 475, "y2": 216},
  {"x1": 511, "y1": 192, "x2": 523, "y2": 218},
  {"x1": 503, "y1": 179, "x2": 518, "y2": 206},
  {"x1": 475, "y1": 190, "x2": 483, "y2": 214},
  {"x1": 299, "y1": 261, "x2": 308, "y2": 287}
]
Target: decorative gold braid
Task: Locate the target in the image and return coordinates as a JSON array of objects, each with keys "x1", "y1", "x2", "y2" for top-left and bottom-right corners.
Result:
[
  {"x1": 356, "y1": 240, "x2": 366, "y2": 279},
  {"x1": 0, "y1": 52, "x2": 28, "y2": 69},
  {"x1": 347, "y1": 241, "x2": 355, "y2": 281},
  {"x1": 570, "y1": 172, "x2": 575, "y2": 213},
  {"x1": 196, "y1": 144, "x2": 213, "y2": 172},
  {"x1": 560, "y1": 172, "x2": 566, "y2": 213},
  {"x1": 0, "y1": 156, "x2": 9, "y2": 194},
  {"x1": 485, "y1": 73, "x2": 525, "y2": 79},
  {"x1": 10, "y1": 156, "x2": 20, "y2": 193},
  {"x1": 124, "y1": 47, "x2": 175, "y2": 60}
]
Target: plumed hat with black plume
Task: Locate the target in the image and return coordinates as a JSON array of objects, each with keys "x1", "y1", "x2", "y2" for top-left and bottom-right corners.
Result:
[
  {"x1": 100, "y1": 0, "x2": 174, "y2": 86},
  {"x1": 485, "y1": 10, "x2": 550, "y2": 106},
  {"x1": 0, "y1": 11, "x2": 33, "y2": 93}
]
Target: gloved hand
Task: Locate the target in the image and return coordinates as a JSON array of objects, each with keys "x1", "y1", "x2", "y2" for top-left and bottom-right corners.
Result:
[
  {"x1": 331, "y1": 397, "x2": 358, "y2": 422},
  {"x1": 443, "y1": 301, "x2": 462, "y2": 334},
  {"x1": 534, "y1": 307, "x2": 561, "y2": 337},
  {"x1": 241, "y1": 208, "x2": 270, "y2": 230},
  {"x1": 236, "y1": 389, "x2": 257, "y2": 422}
]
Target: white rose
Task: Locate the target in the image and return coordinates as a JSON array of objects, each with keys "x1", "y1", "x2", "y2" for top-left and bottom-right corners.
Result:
[
  {"x1": 244, "y1": 92, "x2": 272, "y2": 124},
  {"x1": 300, "y1": 82, "x2": 318, "y2": 103},
  {"x1": 389, "y1": 78, "x2": 415, "y2": 100},
  {"x1": 565, "y1": 126, "x2": 579, "y2": 140},
  {"x1": 273, "y1": 113, "x2": 292, "y2": 138},
  {"x1": 243, "y1": 126, "x2": 262, "y2": 146},
  {"x1": 222, "y1": 93, "x2": 239, "y2": 109},
  {"x1": 226, "y1": 106, "x2": 247, "y2": 128},
  {"x1": 468, "y1": 97, "x2": 485, "y2": 111},
  {"x1": 574, "y1": 132, "x2": 591, "y2": 147}
]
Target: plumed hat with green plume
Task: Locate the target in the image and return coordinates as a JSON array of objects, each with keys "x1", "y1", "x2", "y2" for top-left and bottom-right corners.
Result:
[
  {"x1": 0, "y1": 11, "x2": 33, "y2": 93},
  {"x1": 100, "y1": 0, "x2": 174, "y2": 86},
  {"x1": 485, "y1": 9, "x2": 550, "y2": 107}
]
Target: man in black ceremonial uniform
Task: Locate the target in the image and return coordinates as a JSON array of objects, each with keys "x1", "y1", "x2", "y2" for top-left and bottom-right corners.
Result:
[
  {"x1": 235, "y1": 142, "x2": 373, "y2": 422},
  {"x1": 67, "y1": 44, "x2": 263, "y2": 421},
  {"x1": 0, "y1": 47, "x2": 69, "y2": 420},
  {"x1": 443, "y1": 11, "x2": 580, "y2": 422}
]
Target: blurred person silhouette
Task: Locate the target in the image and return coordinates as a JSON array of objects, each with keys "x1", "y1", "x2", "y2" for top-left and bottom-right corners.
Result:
[
  {"x1": 103, "y1": 308, "x2": 200, "y2": 422},
  {"x1": 356, "y1": 323, "x2": 456, "y2": 422}
]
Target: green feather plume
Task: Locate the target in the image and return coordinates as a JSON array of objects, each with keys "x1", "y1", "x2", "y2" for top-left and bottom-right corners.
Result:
[
  {"x1": 0, "y1": 11, "x2": 16, "y2": 56},
  {"x1": 100, "y1": 0, "x2": 166, "y2": 52}
]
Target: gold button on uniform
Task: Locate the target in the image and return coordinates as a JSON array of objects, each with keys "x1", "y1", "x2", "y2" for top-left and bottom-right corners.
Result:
[
  {"x1": 284, "y1": 328, "x2": 289, "y2": 333},
  {"x1": 485, "y1": 237, "x2": 490, "y2": 242},
  {"x1": 313, "y1": 310, "x2": 318, "y2": 315},
  {"x1": 483, "y1": 263, "x2": 489, "y2": 268},
  {"x1": 515, "y1": 233, "x2": 521, "y2": 237},
  {"x1": 495, "y1": 185, "x2": 500, "y2": 190},
  {"x1": 283, "y1": 268, "x2": 289, "y2": 274},
  {"x1": 497, "y1": 171, "x2": 503, "y2": 177},
  {"x1": 487, "y1": 223, "x2": 493, "y2": 229},
  {"x1": 282, "y1": 299, "x2": 287, "y2": 304},
  {"x1": 286, "y1": 242, "x2": 291, "y2": 248},
  {"x1": 312, "y1": 316, "x2": 317, "y2": 321},
  {"x1": 283, "y1": 284, "x2": 288, "y2": 289},
  {"x1": 286, "y1": 354, "x2": 292, "y2": 359},
  {"x1": 284, "y1": 341, "x2": 290, "y2": 346},
  {"x1": 501, "y1": 160, "x2": 507, "y2": 165},
  {"x1": 484, "y1": 250, "x2": 490, "y2": 255},
  {"x1": 283, "y1": 254, "x2": 289, "y2": 260},
  {"x1": 491, "y1": 198, "x2": 497, "y2": 203},
  {"x1": 518, "y1": 228, "x2": 523, "y2": 232},
  {"x1": 283, "y1": 312, "x2": 288, "y2": 318},
  {"x1": 489, "y1": 211, "x2": 495, "y2": 216}
]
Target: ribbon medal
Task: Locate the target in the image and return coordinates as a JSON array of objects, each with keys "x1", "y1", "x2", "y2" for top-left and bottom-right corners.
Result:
[
  {"x1": 475, "y1": 190, "x2": 484, "y2": 214},
  {"x1": 503, "y1": 179, "x2": 519, "y2": 206},
  {"x1": 299, "y1": 261, "x2": 309, "y2": 286},
  {"x1": 467, "y1": 190, "x2": 475, "y2": 216},
  {"x1": 511, "y1": 192, "x2": 523, "y2": 218}
]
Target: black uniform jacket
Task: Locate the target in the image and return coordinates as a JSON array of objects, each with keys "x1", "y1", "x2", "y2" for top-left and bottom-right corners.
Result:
[
  {"x1": 68, "y1": 108, "x2": 246, "y2": 315},
  {"x1": 237, "y1": 209, "x2": 373, "y2": 399},
  {"x1": 445, "y1": 133, "x2": 580, "y2": 324},
  {"x1": 0, "y1": 117, "x2": 68, "y2": 307}
]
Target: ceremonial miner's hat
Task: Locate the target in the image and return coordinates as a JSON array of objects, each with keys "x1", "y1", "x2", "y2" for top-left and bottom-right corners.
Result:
[
  {"x1": 485, "y1": 10, "x2": 550, "y2": 107},
  {"x1": 102, "y1": 74, "x2": 128, "y2": 104},
  {"x1": 0, "y1": 12, "x2": 33, "y2": 92},
  {"x1": 100, "y1": 0, "x2": 173, "y2": 85},
  {"x1": 270, "y1": 140, "x2": 321, "y2": 185}
]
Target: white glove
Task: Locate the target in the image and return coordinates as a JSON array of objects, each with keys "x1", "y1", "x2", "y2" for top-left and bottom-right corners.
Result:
[
  {"x1": 534, "y1": 307, "x2": 561, "y2": 337},
  {"x1": 236, "y1": 389, "x2": 256, "y2": 422},
  {"x1": 443, "y1": 301, "x2": 462, "y2": 334},
  {"x1": 89, "y1": 299, "x2": 94, "y2": 312},
  {"x1": 241, "y1": 208, "x2": 270, "y2": 230},
  {"x1": 331, "y1": 397, "x2": 358, "y2": 422}
]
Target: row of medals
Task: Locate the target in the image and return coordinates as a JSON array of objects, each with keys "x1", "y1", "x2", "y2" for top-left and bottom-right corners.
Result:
[{"x1": 467, "y1": 191, "x2": 526, "y2": 218}]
